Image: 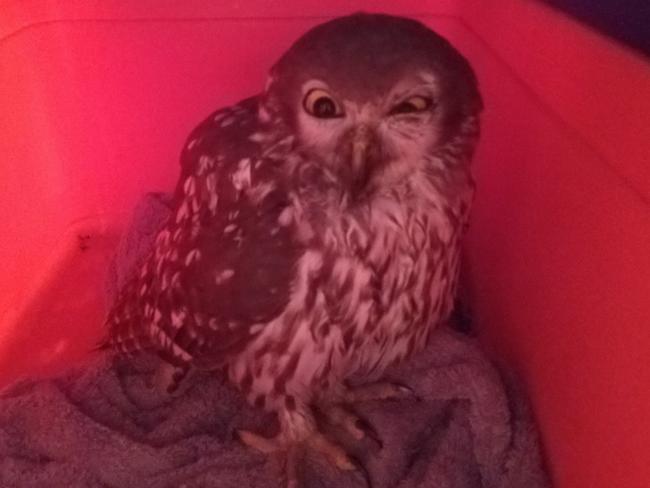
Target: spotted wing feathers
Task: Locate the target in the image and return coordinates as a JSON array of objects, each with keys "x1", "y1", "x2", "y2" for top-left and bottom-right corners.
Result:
[{"x1": 102, "y1": 98, "x2": 301, "y2": 368}]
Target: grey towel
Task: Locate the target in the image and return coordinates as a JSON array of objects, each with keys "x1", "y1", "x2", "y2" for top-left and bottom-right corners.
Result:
[{"x1": 0, "y1": 193, "x2": 551, "y2": 488}]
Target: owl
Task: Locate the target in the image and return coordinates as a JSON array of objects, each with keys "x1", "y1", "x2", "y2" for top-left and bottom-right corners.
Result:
[{"x1": 101, "y1": 12, "x2": 482, "y2": 486}]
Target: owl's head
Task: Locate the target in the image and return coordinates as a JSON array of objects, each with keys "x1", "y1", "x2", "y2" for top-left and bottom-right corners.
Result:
[{"x1": 262, "y1": 13, "x2": 482, "y2": 202}]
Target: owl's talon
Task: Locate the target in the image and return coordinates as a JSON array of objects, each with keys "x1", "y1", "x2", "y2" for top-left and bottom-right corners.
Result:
[
  {"x1": 344, "y1": 380, "x2": 420, "y2": 403},
  {"x1": 350, "y1": 456, "x2": 373, "y2": 488},
  {"x1": 354, "y1": 417, "x2": 383, "y2": 450},
  {"x1": 283, "y1": 444, "x2": 302, "y2": 488},
  {"x1": 392, "y1": 382, "x2": 422, "y2": 402},
  {"x1": 319, "y1": 404, "x2": 383, "y2": 449},
  {"x1": 307, "y1": 432, "x2": 372, "y2": 486},
  {"x1": 236, "y1": 429, "x2": 282, "y2": 454}
]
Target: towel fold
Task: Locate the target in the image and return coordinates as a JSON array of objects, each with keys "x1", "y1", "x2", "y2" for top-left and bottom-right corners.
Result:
[{"x1": 0, "y1": 193, "x2": 551, "y2": 488}]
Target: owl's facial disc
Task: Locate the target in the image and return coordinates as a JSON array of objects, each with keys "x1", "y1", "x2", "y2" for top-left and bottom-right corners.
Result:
[
  {"x1": 264, "y1": 13, "x2": 482, "y2": 203},
  {"x1": 294, "y1": 78, "x2": 441, "y2": 200}
]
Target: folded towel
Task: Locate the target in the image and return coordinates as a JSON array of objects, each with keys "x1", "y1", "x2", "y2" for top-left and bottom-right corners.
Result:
[{"x1": 0, "y1": 193, "x2": 551, "y2": 488}]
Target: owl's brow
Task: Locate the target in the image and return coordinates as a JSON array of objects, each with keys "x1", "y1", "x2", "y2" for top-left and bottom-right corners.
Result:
[
  {"x1": 386, "y1": 71, "x2": 439, "y2": 100},
  {"x1": 301, "y1": 79, "x2": 334, "y2": 95},
  {"x1": 388, "y1": 84, "x2": 438, "y2": 105}
]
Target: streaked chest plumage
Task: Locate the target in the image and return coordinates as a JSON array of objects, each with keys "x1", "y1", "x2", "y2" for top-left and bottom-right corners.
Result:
[
  {"x1": 230, "y1": 177, "x2": 463, "y2": 409},
  {"x1": 105, "y1": 98, "x2": 473, "y2": 413}
]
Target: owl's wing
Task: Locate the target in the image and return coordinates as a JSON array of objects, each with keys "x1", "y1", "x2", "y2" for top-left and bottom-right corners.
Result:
[{"x1": 102, "y1": 97, "x2": 301, "y2": 368}]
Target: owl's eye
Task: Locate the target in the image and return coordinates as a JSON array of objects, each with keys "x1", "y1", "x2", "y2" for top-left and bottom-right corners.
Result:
[
  {"x1": 303, "y1": 89, "x2": 344, "y2": 119},
  {"x1": 389, "y1": 96, "x2": 433, "y2": 116}
]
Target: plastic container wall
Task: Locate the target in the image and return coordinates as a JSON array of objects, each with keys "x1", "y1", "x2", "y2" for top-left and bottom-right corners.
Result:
[{"x1": 0, "y1": 2, "x2": 648, "y2": 487}]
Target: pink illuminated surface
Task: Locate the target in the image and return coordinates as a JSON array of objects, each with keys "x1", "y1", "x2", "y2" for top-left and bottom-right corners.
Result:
[{"x1": 0, "y1": 2, "x2": 648, "y2": 487}]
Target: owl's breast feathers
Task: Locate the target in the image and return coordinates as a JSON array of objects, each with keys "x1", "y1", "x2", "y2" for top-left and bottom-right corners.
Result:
[{"x1": 103, "y1": 97, "x2": 463, "y2": 378}]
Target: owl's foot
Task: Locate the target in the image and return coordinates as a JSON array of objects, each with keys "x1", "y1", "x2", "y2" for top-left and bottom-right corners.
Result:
[
  {"x1": 236, "y1": 424, "x2": 371, "y2": 488},
  {"x1": 315, "y1": 380, "x2": 419, "y2": 452}
]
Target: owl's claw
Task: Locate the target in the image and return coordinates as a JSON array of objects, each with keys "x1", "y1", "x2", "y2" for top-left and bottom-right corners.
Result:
[
  {"x1": 234, "y1": 429, "x2": 281, "y2": 454},
  {"x1": 391, "y1": 382, "x2": 422, "y2": 402},
  {"x1": 354, "y1": 417, "x2": 383, "y2": 449},
  {"x1": 307, "y1": 433, "x2": 372, "y2": 487},
  {"x1": 235, "y1": 429, "x2": 303, "y2": 486},
  {"x1": 348, "y1": 454, "x2": 373, "y2": 488},
  {"x1": 319, "y1": 404, "x2": 383, "y2": 450},
  {"x1": 344, "y1": 380, "x2": 421, "y2": 403}
]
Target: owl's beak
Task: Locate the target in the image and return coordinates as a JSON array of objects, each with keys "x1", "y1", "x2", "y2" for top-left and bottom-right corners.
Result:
[{"x1": 348, "y1": 124, "x2": 380, "y2": 196}]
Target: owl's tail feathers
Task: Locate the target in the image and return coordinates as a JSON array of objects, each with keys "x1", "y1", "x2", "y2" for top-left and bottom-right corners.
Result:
[
  {"x1": 91, "y1": 317, "x2": 195, "y2": 374},
  {"x1": 90, "y1": 327, "x2": 149, "y2": 357},
  {"x1": 90, "y1": 309, "x2": 157, "y2": 358}
]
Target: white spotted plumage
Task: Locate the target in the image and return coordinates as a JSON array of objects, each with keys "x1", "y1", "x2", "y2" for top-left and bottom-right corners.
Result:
[{"x1": 102, "y1": 13, "x2": 482, "y2": 474}]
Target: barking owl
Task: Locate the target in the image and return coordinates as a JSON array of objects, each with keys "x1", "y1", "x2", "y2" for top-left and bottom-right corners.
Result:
[{"x1": 102, "y1": 12, "x2": 482, "y2": 486}]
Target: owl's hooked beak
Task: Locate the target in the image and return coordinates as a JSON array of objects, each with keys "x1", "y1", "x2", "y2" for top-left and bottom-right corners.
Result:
[{"x1": 346, "y1": 124, "x2": 381, "y2": 198}]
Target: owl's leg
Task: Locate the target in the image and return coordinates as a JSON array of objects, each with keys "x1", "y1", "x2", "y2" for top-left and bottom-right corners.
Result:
[
  {"x1": 237, "y1": 403, "x2": 371, "y2": 487},
  {"x1": 317, "y1": 381, "x2": 419, "y2": 451}
]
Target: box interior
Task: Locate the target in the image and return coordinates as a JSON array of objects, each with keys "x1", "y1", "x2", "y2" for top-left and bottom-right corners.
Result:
[{"x1": 1, "y1": 2, "x2": 648, "y2": 487}]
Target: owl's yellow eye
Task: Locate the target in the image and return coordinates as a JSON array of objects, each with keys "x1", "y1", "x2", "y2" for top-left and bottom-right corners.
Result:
[
  {"x1": 303, "y1": 89, "x2": 344, "y2": 119},
  {"x1": 389, "y1": 95, "x2": 433, "y2": 116}
]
